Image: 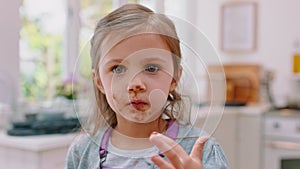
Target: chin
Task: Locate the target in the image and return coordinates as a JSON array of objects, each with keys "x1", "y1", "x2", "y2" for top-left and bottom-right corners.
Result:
[{"x1": 128, "y1": 112, "x2": 161, "y2": 124}]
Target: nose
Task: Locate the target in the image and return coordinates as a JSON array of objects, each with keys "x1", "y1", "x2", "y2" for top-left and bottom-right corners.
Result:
[{"x1": 127, "y1": 74, "x2": 146, "y2": 94}]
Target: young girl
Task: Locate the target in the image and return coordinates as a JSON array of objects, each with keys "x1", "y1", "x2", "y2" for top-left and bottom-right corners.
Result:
[{"x1": 66, "y1": 4, "x2": 228, "y2": 169}]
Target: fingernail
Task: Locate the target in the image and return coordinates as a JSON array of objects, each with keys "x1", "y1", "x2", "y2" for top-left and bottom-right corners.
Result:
[
  {"x1": 198, "y1": 136, "x2": 209, "y2": 143},
  {"x1": 149, "y1": 133, "x2": 176, "y2": 153},
  {"x1": 150, "y1": 132, "x2": 162, "y2": 141},
  {"x1": 151, "y1": 155, "x2": 160, "y2": 161},
  {"x1": 151, "y1": 131, "x2": 159, "y2": 136},
  {"x1": 158, "y1": 153, "x2": 165, "y2": 158}
]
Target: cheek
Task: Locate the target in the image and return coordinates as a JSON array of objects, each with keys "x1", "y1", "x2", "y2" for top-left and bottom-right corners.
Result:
[
  {"x1": 106, "y1": 89, "x2": 125, "y2": 109},
  {"x1": 101, "y1": 75, "x2": 125, "y2": 95},
  {"x1": 111, "y1": 93, "x2": 124, "y2": 104},
  {"x1": 105, "y1": 92, "x2": 119, "y2": 113},
  {"x1": 112, "y1": 94, "x2": 117, "y2": 100},
  {"x1": 151, "y1": 75, "x2": 174, "y2": 94}
]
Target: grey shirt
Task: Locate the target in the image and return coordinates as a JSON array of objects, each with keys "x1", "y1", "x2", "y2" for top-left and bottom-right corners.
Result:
[{"x1": 65, "y1": 124, "x2": 229, "y2": 169}]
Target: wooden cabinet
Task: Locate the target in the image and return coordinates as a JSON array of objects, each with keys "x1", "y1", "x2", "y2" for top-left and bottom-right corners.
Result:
[
  {"x1": 194, "y1": 108, "x2": 239, "y2": 169},
  {"x1": 236, "y1": 114, "x2": 263, "y2": 169},
  {"x1": 213, "y1": 111, "x2": 238, "y2": 169},
  {"x1": 195, "y1": 106, "x2": 264, "y2": 169}
]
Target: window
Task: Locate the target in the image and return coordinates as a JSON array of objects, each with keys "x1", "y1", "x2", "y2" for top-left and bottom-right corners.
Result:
[
  {"x1": 20, "y1": 0, "x2": 67, "y2": 101},
  {"x1": 79, "y1": 0, "x2": 113, "y2": 79},
  {"x1": 19, "y1": 0, "x2": 166, "y2": 102}
]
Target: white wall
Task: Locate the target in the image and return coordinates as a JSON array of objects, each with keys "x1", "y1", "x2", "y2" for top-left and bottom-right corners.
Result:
[
  {"x1": 194, "y1": 0, "x2": 300, "y2": 105},
  {"x1": 0, "y1": 0, "x2": 20, "y2": 107},
  {"x1": 258, "y1": 0, "x2": 300, "y2": 103}
]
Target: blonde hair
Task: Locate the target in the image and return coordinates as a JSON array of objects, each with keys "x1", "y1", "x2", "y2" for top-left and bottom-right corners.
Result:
[{"x1": 88, "y1": 4, "x2": 186, "y2": 135}]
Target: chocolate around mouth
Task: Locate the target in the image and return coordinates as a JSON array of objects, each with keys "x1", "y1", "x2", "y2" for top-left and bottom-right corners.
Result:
[{"x1": 130, "y1": 101, "x2": 148, "y2": 111}]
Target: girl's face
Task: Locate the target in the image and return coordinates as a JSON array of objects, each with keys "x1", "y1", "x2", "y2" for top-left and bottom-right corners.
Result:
[{"x1": 97, "y1": 34, "x2": 177, "y2": 123}]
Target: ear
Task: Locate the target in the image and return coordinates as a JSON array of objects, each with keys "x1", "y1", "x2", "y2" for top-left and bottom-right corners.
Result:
[
  {"x1": 92, "y1": 69, "x2": 105, "y2": 94},
  {"x1": 169, "y1": 81, "x2": 177, "y2": 92},
  {"x1": 170, "y1": 66, "x2": 182, "y2": 92}
]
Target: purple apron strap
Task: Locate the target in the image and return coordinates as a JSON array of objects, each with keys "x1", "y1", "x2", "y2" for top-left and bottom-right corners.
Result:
[
  {"x1": 99, "y1": 126, "x2": 113, "y2": 168},
  {"x1": 101, "y1": 127, "x2": 113, "y2": 149},
  {"x1": 165, "y1": 120, "x2": 179, "y2": 140}
]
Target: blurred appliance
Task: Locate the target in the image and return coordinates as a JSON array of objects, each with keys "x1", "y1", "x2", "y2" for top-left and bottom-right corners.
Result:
[
  {"x1": 7, "y1": 117, "x2": 81, "y2": 136},
  {"x1": 263, "y1": 109, "x2": 300, "y2": 169},
  {"x1": 287, "y1": 75, "x2": 300, "y2": 108},
  {"x1": 209, "y1": 64, "x2": 261, "y2": 105}
]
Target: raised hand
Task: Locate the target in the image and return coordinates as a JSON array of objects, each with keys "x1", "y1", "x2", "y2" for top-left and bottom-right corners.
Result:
[{"x1": 150, "y1": 132, "x2": 209, "y2": 169}]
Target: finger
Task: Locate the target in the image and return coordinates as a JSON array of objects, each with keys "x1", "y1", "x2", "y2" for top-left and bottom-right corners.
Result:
[
  {"x1": 149, "y1": 132, "x2": 178, "y2": 152},
  {"x1": 190, "y1": 136, "x2": 209, "y2": 160},
  {"x1": 151, "y1": 155, "x2": 173, "y2": 169},
  {"x1": 149, "y1": 132, "x2": 189, "y2": 168}
]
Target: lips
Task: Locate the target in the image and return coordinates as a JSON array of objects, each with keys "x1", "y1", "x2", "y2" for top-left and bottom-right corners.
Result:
[{"x1": 130, "y1": 99, "x2": 148, "y2": 111}]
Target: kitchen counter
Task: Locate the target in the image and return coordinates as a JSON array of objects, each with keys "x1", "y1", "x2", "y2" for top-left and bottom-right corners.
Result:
[
  {"x1": 228, "y1": 103, "x2": 270, "y2": 116},
  {"x1": 192, "y1": 103, "x2": 269, "y2": 169},
  {"x1": 0, "y1": 131, "x2": 76, "y2": 151},
  {"x1": 193, "y1": 103, "x2": 269, "y2": 118},
  {"x1": 265, "y1": 108, "x2": 300, "y2": 118},
  {"x1": 0, "y1": 131, "x2": 77, "y2": 169}
]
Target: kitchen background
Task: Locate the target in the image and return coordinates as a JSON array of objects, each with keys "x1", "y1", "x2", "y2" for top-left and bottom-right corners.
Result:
[
  {"x1": 0, "y1": 0, "x2": 300, "y2": 169},
  {"x1": 1, "y1": 0, "x2": 300, "y2": 107}
]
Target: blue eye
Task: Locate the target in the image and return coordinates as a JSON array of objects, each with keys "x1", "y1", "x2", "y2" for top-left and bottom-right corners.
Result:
[
  {"x1": 145, "y1": 64, "x2": 160, "y2": 73},
  {"x1": 112, "y1": 65, "x2": 126, "y2": 74}
]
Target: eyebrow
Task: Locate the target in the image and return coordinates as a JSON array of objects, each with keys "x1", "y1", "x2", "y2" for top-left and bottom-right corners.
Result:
[
  {"x1": 101, "y1": 59, "x2": 125, "y2": 67},
  {"x1": 141, "y1": 57, "x2": 168, "y2": 63},
  {"x1": 101, "y1": 56, "x2": 170, "y2": 66}
]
